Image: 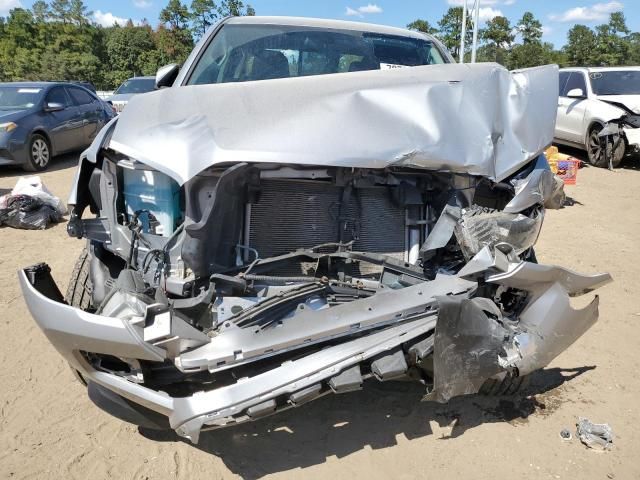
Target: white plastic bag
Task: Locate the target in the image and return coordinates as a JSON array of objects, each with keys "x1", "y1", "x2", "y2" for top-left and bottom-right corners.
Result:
[{"x1": 11, "y1": 176, "x2": 67, "y2": 215}]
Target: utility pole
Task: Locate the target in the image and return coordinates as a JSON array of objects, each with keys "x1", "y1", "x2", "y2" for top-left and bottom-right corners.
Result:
[
  {"x1": 459, "y1": 0, "x2": 467, "y2": 63},
  {"x1": 471, "y1": 0, "x2": 480, "y2": 63}
]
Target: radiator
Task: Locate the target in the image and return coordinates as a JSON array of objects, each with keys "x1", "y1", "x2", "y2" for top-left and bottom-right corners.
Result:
[{"x1": 246, "y1": 179, "x2": 407, "y2": 262}]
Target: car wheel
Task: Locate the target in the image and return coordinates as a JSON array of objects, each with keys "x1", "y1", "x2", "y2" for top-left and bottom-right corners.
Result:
[
  {"x1": 24, "y1": 134, "x2": 51, "y2": 171},
  {"x1": 479, "y1": 373, "x2": 529, "y2": 396},
  {"x1": 65, "y1": 248, "x2": 93, "y2": 310},
  {"x1": 587, "y1": 125, "x2": 625, "y2": 168}
]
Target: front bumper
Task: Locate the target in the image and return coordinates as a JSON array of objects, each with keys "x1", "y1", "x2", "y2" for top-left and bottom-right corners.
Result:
[
  {"x1": 0, "y1": 137, "x2": 28, "y2": 166},
  {"x1": 20, "y1": 250, "x2": 611, "y2": 443}
]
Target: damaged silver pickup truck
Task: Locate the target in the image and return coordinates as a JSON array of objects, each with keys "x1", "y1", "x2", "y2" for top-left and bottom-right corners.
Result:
[{"x1": 20, "y1": 17, "x2": 611, "y2": 443}]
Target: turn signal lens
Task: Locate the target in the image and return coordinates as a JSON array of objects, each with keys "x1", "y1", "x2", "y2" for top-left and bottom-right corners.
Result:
[{"x1": 0, "y1": 122, "x2": 17, "y2": 132}]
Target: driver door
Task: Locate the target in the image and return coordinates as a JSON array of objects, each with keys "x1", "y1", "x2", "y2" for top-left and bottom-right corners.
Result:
[{"x1": 556, "y1": 72, "x2": 589, "y2": 145}]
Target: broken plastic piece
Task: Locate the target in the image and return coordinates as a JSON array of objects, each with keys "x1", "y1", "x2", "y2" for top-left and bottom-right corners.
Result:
[
  {"x1": 371, "y1": 349, "x2": 408, "y2": 381},
  {"x1": 328, "y1": 365, "x2": 363, "y2": 393},
  {"x1": 288, "y1": 383, "x2": 322, "y2": 406},
  {"x1": 577, "y1": 417, "x2": 613, "y2": 450},
  {"x1": 246, "y1": 399, "x2": 276, "y2": 418}
]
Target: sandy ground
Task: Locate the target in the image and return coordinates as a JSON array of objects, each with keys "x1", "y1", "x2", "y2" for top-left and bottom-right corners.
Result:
[{"x1": 1, "y1": 150, "x2": 639, "y2": 480}]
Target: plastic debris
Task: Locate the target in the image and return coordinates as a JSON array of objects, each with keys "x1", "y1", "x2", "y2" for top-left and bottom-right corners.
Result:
[
  {"x1": 0, "y1": 177, "x2": 65, "y2": 230},
  {"x1": 11, "y1": 176, "x2": 67, "y2": 214},
  {"x1": 576, "y1": 417, "x2": 613, "y2": 450},
  {"x1": 560, "y1": 428, "x2": 572, "y2": 441}
]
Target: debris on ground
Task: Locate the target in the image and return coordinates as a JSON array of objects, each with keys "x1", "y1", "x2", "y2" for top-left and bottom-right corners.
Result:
[
  {"x1": 560, "y1": 428, "x2": 572, "y2": 441},
  {"x1": 0, "y1": 177, "x2": 65, "y2": 230},
  {"x1": 576, "y1": 417, "x2": 613, "y2": 450}
]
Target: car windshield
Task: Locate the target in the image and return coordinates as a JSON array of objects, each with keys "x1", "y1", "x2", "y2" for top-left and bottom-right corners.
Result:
[
  {"x1": 589, "y1": 71, "x2": 640, "y2": 95},
  {"x1": 115, "y1": 78, "x2": 156, "y2": 95},
  {"x1": 0, "y1": 86, "x2": 44, "y2": 110},
  {"x1": 187, "y1": 23, "x2": 446, "y2": 85}
]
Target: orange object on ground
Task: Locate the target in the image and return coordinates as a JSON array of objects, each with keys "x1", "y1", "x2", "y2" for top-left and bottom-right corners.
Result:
[{"x1": 545, "y1": 146, "x2": 580, "y2": 185}]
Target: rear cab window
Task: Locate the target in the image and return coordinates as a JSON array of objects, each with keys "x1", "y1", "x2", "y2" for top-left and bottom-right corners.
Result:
[{"x1": 187, "y1": 24, "x2": 446, "y2": 85}]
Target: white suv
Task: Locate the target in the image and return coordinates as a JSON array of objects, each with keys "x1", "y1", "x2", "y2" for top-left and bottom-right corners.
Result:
[{"x1": 555, "y1": 67, "x2": 640, "y2": 167}]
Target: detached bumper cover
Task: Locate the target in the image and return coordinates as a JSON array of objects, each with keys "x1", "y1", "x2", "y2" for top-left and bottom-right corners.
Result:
[{"x1": 20, "y1": 250, "x2": 611, "y2": 443}]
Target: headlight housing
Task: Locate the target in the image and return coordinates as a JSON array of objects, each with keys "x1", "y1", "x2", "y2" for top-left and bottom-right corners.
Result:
[{"x1": 0, "y1": 122, "x2": 17, "y2": 133}]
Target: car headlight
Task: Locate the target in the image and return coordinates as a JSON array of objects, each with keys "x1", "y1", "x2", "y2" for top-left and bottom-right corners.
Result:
[{"x1": 0, "y1": 122, "x2": 17, "y2": 133}]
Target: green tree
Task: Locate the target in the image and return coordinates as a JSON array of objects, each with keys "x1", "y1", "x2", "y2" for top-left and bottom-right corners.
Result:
[
  {"x1": 160, "y1": 0, "x2": 190, "y2": 30},
  {"x1": 592, "y1": 12, "x2": 630, "y2": 66},
  {"x1": 104, "y1": 23, "x2": 157, "y2": 86},
  {"x1": 190, "y1": 0, "x2": 218, "y2": 39},
  {"x1": 32, "y1": 1, "x2": 50, "y2": 22},
  {"x1": 218, "y1": 0, "x2": 252, "y2": 17},
  {"x1": 158, "y1": 0, "x2": 193, "y2": 65},
  {"x1": 481, "y1": 16, "x2": 514, "y2": 64},
  {"x1": 437, "y1": 7, "x2": 473, "y2": 59},
  {"x1": 406, "y1": 19, "x2": 437, "y2": 35},
  {"x1": 69, "y1": 0, "x2": 91, "y2": 26},
  {"x1": 508, "y1": 41, "x2": 556, "y2": 69},
  {"x1": 516, "y1": 12, "x2": 542, "y2": 45},
  {"x1": 564, "y1": 25, "x2": 597, "y2": 66},
  {"x1": 50, "y1": 0, "x2": 71, "y2": 24}
]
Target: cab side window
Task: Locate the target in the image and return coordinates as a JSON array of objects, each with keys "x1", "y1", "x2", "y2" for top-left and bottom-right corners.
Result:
[
  {"x1": 563, "y1": 72, "x2": 587, "y2": 97},
  {"x1": 46, "y1": 87, "x2": 71, "y2": 108}
]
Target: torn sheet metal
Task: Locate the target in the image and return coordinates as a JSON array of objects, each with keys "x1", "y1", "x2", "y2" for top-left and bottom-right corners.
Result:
[
  {"x1": 454, "y1": 207, "x2": 543, "y2": 259},
  {"x1": 109, "y1": 63, "x2": 558, "y2": 185},
  {"x1": 427, "y1": 296, "x2": 511, "y2": 403},
  {"x1": 427, "y1": 247, "x2": 611, "y2": 401},
  {"x1": 504, "y1": 167, "x2": 566, "y2": 213}
]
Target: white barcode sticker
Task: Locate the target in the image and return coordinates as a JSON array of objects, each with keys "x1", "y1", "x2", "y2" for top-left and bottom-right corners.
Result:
[{"x1": 380, "y1": 63, "x2": 409, "y2": 70}]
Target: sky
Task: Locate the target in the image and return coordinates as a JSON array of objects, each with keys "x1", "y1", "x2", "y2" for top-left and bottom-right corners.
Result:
[{"x1": 1, "y1": 0, "x2": 638, "y2": 48}]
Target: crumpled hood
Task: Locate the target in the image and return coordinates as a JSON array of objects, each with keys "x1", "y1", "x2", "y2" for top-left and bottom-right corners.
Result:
[
  {"x1": 597, "y1": 95, "x2": 640, "y2": 114},
  {"x1": 109, "y1": 63, "x2": 558, "y2": 185}
]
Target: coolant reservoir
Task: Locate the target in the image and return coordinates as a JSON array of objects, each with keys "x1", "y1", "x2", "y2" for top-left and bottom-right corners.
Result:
[{"x1": 120, "y1": 160, "x2": 180, "y2": 237}]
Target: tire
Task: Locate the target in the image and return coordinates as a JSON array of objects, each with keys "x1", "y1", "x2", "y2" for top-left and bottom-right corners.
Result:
[
  {"x1": 587, "y1": 124, "x2": 625, "y2": 168},
  {"x1": 23, "y1": 133, "x2": 51, "y2": 172},
  {"x1": 65, "y1": 248, "x2": 93, "y2": 311},
  {"x1": 479, "y1": 374, "x2": 529, "y2": 396}
]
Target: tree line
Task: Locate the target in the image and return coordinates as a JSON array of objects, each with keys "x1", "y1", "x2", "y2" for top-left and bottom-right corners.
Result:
[
  {"x1": 408, "y1": 7, "x2": 640, "y2": 70},
  {"x1": 2, "y1": 2, "x2": 638, "y2": 90},
  {"x1": 0, "y1": 0, "x2": 254, "y2": 89}
]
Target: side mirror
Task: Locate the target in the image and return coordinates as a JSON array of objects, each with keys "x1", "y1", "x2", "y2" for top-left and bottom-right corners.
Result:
[
  {"x1": 566, "y1": 88, "x2": 585, "y2": 99},
  {"x1": 44, "y1": 102, "x2": 65, "y2": 112},
  {"x1": 155, "y1": 64, "x2": 180, "y2": 89}
]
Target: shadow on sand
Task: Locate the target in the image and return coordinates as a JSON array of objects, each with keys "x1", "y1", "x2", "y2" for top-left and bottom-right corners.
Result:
[
  {"x1": 140, "y1": 365, "x2": 594, "y2": 479},
  {"x1": 0, "y1": 152, "x2": 79, "y2": 179}
]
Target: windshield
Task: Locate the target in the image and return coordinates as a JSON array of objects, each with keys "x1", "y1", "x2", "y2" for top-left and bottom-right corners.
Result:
[
  {"x1": 589, "y1": 71, "x2": 640, "y2": 95},
  {"x1": 187, "y1": 24, "x2": 447, "y2": 85},
  {"x1": 115, "y1": 78, "x2": 156, "y2": 95},
  {"x1": 0, "y1": 86, "x2": 44, "y2": 110}
]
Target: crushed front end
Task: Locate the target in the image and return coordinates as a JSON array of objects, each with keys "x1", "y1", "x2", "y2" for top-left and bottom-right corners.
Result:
[{"x1": 20, "y1": 63, "x2": 611, "y2": 443}]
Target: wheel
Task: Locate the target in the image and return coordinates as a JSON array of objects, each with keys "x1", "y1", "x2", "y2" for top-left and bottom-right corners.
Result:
[
  {"x1": 65, "y1": 248, "x2": 93, "y2": 310},
  {"x1": 587, "y1": 124, "x2": 625, "y2": 168},
  {"x1": 23, "y1": 133, "x2": 51, "y2": 171}
]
